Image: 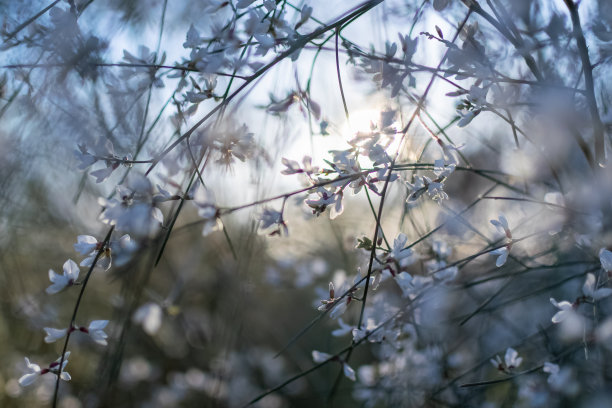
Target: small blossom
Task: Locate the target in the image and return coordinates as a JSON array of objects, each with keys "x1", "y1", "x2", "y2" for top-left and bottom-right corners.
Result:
[
  {"x1": 19, "y1": 352, "x2": 71, "y2": 387},
  {"x1": 490, "y1": 214, "x2": 512, "y2": 267},
  {"x1": 312, "y1": 350, "x2": 333, "y2": 363},
  {"x1": 46, "y1": 259, "x2": 80, "y2": 294},
  {"x1": 85, "y1": 320, "x2": 109, "y2": 346},
  {"x1": 543, "y1": 362, "x2": 578, "y2": 393},
  {"x1": 599, "y1": 248, "x2": 612, "y2": 272},
  {"x1": 43, "y1": 327, "x2": 68, "y2": 343},
  {"x1": 310, "y1": 351, "x2": 355, "y2": 381},
  {"x1": 133, "y1": 302, "x2": 163, "y2": 335},
  {"x1": 18, "y1": 358, "x2": 41, "y2": 386},
  {"x1": 259, "y1": 207, "x2": 288, "y2": 236},
  {"x1": 183, "y1": 24, "x2": 201, "y2": 49},
  {"x1": 490, "y1": 214, "x2": 511, "y2": 237},
  {"x1": 331, "y1": 318, "x2": 353, "y2": 337},
  {"x1": 352, "y1": 318, "x2": 385, "y2": 343},
  {"x1": 98, "y1": 174, "x2": 163, "y2": 237},
  {"x1": 74, "y1": 235, "x2": 99, "y2": 255},
  {"x1": 75, "y1": 235, "x2": 112, "y2": 271},
  {"x1": 193, "y1": 187, "x2": 223, "y2": 236},
  {"x1": 543, "y1": 362, "x2": 559, "y2": 380},
  {"x1": 305, "y1": 188, "x2": 344, "y2": 219},
  {"x1": 550, "y1": 298, "x2": 574, "y2": 323},
  {"x1": 582, "y1": 273, "x2": 612, "y2": 300},
  {"x1": 490, "y1": 347, "x2": 522, "y2": 373},
  {"x1": 343, "y1": 362, "x2": 356, "y2": 381},
  {"x1": 383, "y1": 233, "x2": 417, "y2": 275},
  {"x1": 490, "y1": 247, "x2": 509, "y2": 267}
]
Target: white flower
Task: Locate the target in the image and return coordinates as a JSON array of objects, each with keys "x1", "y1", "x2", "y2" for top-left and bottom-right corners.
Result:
[
  {"x1": 318, "y1": 281, "x2": 354, "y2": 319},
  {"x1": 49, "y1": 352, "x2": 71, "y2": 382},
  {"x1": 433, "y1": 159, "x2": 455, "y2": 178},
  {"x1": 582, "y1": 273, "x2": 612, "y2": 300},
  {"x1": 600, "y1": 248, "x2": 612, "y2": 272},
  {"x1": 543, "y1": 362, "x2": 578, "y2": 393},
  {"x1": 76, "y1": 234, "x2": 136, "y2": 271},
  {"x1": 504, "y1": 347, "x2": 522, "y2": 369},
  {"x1": 352, "y1": 318, "x2": 384, "y2": 343},
  {"x1": 133, "y1": 302, "x2": 163, "y2": 335},
  {"x1": 550, "y1": 298, "x2": 574, "y2": 323},
  {"x1": 430, "y1": 261, "x2": 458, "y2": 282},
  {"x1": 98, "y1": 174, "x2": 163, "y2": 237},
  {"x1": 183, "y1": 24, "x2": 201, "y2": 49},
  {"x1": 389, "y1": 233, "x2": 416, "y2": 268},
  {"x1": 77, "y1": 235, "x2": 111, "y2": 271},
  {"x1": 259, "y1": 207, "x2": 288, "y2": 236},
  {"x1": 43, "y1": 327, "x2": 68, "y2": 343},
  {"x1": 426, "y1": 178, "x2": 449, "y2": 201},
  {"x1": 543, "y1": 362, "x2": 559, "y2": 380},
  {"x1": 310, "y1": 351, "x2": 355, "y2": 381},
  {"x1": 394, "y1": 272, "x2": 414, "y2": 297},
  {"x1": 312, "y1": 350, "x2": 332, "y2": 363},
  {"x1": 19, "y1": 352, "x2": 71, "y2": 387},
  {"x1": 490, "y1": 214, "x2": 512, "y2": 267},
  {"x1": 18, "y1": 358, "x2": 41, "y2": 386},
  {"x1": 490, "y1": 214, "x2": 510, "y2": 237},
  {"x1": 305, "y1": 188, "x2": 344, "y2": 219},
  {"x1": 329, "y1": 300, "x2": 348, "y2": 319},
  {"x1": 46, "y1": 259, "x2": 80, "y2": 294},
  {"x1": 74, "y1": 235, "x2": 99, "y2": 255},
  {"x1": 193, "y1": 187, "x2": 223, "y2": 236},
  {"x1": 343, "y1": 362, "x2": 356, "y2": 381},
  {"x1": 86, "y1": 320, "x2": 109, "y2": 345},
  {"x1": 490, "y1": 247, "x2": 509, "y2": 267},
  {"x1": 490, "y1": 347, "x2": 522, "y2": 372},
  {"x1": 331, "y1": 318, "x2": 353, "y2": 337}
]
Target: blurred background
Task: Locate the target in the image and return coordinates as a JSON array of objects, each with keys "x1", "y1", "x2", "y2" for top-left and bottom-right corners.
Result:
[{"x1": 1, "y1": 0, "x2": 612, "y2": 407}]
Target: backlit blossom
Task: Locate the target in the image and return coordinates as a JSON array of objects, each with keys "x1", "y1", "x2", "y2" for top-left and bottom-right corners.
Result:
[
  {"x1": 490, "y1": 214, "x2": 512, "y2": 267},
  {"x1": 47, "y1": 259, "x2": 80, "y2": 294},
  {"x1": 98, "y1": 174, "x2": 164, "y2": 237}
]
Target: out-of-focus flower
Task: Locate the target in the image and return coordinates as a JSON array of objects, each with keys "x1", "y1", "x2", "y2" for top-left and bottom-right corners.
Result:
[
  {"x1": 352, "y1": 318, "x2": 385, "y2": 343},
  {"x1": 550, "y1": 298, "x2": 574, "y2": 323},
  {"x1": 133, "y1": 302, "x2": 163, "y2": 335},
  {"x1": 491, "y1": 347, "x2": 522, "y2": 373},
  {"x1": 305, "y1": 187, "x2": 344, "y2": 219},
  {"x1": 75, "y1": 234, "x2": 137, "y2": 271},
  {"x1": 47, "y1": 259, "x2": 80, "y2": 294},
  {"x1": 331, "y1": 318, "x2": 353, "y2": 337},
  {"x1": 258, "y1": 207, "x2": 288, "y2": 236},
  {"x1": 318, "y1": 274, "x2": 364, "y2": 319},
  {"x1": 599, "y1": 248, "x2": 612, "y2": 272},
  {"x1": 98, "y1": 174, "x2": 163, "y2": 237},
  {"x1": 490, "y1": 214, "x2": 512, "y2": 267},
  {"x1": 193, "y1": 187, "x2": 223, "y2": 236},
  {"x1": 311, "y1": 350, "x2": 355, "y2": 381},
  {"x1": 543, "y1": 362, "x2": 579, "y2": 394},
  {"x1": 582, "y1": 273, "x2": 612, "y2": 300},
  {"x1": 312, "y1": 350, "x2": 332, "y2": 363}
]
